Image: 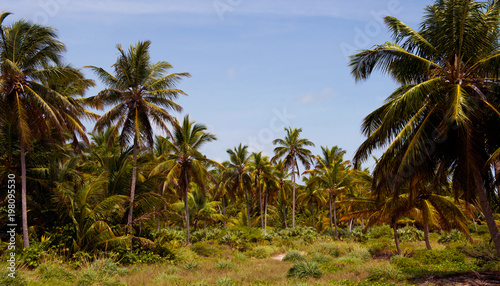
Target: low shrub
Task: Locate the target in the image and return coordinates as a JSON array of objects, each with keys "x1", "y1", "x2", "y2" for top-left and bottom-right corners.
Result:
[
  {"x1": 311, "y1": 243, "x2": 340, "y2": 257},
  {"x1": 413, "y1": 249, "x2": 465, "y2": 265},
  {"x1": 390, "y1": 255, "x2": 421, "y2": 269},
  {"x1": 310, "y1": 253, "x2": 332, "y2": 264},
  {"x1": 282, "y1": 250, "x2": 306, "y2": 262},
  {"x1": 367, "y1": 225, "x2": 393, "y2": 239},
  {"x1": 183, "y1": 261, "x2": 200, "y2": 270},
  {"x1": 77, "y1": 259, "x2": 129, "y2": 286},
  {"x1": 397, "y1": 226, "x2": 424, "y2": 242},
  {"x1": 248, "y1": 245, "x2": 276, "y2": 259},
  {"x1": 174, "y1": 247, "x2": 197, "y2": 264},
  {"x1": 37, "y1": 261, "x2": 74, "y2": 281},
  {"x1": 215, "y1": 260, "x2": 235, "y2": 270},
  {"x1": 216, "y1": 276, "x2": 236, "y2": 286},
  {"x1": 366, "y1": 265, "x2": 405, "y2": 283},
  {"x1": 191, "y1": 242, "x2": 218, "y2": 257},
  {"x1": 438, "y1": 229, "x2": 467, "y2": 244},
  {"x1": 368, "y1": 241, "x2": 391, "y2": 256},
  {"x1": 287, "y1": 261, "x2": 323, "y2": 279}
]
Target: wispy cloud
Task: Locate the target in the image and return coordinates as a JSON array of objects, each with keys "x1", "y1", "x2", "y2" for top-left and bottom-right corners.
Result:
[{"x1": 294, "y1": 87, "x2": 334, "y2": 104}]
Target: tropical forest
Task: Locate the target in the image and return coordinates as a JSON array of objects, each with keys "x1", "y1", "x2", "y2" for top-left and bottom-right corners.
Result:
[{"x1": 1, "y1": 0, "x2": 500, "y2": 285}]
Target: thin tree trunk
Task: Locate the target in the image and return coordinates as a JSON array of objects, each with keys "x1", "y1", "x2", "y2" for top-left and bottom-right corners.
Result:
[
  {"x1": 329, "y1": 191, "x2": 334, "y2": 234},
  {"x1": 393, "y1": 223, "x2": 401, "y2": 255},
  {"x1": 258, "y1": 175, "x2": 263, "y2": 229},
  {"x1": 264, "y1": 190, "x2": 268, "y2": 231},
  {"x1": 127, "y1": 139, "x2": 138, "y2": 252},
  {"x1": 222, "y1": 195, "x2": 227, "y2": 228},
  {"x1": 292, "y1": 160, "x2": 296, "y2": 228},
  {"x1": 184, "y1": 171, "x2": 190, "y2": 244},
  {"x1": 245, "y1": 188, "x2": 251, "y2": 228},
  {"x1": 20, "y1": 140, "x2": 29, "y2": 248},
  {"x1": 311, "y1": 202, "x2": 315, "y2": 229},
  {"x1": 474, "y1": 169, "x2": 500, "y2": 256},
  {"x1": 423, "y1": 209, "x2": 432, "y2": 250},
  {"x1": 333, "y1": 194, "x2": 339, "y2": 240}
]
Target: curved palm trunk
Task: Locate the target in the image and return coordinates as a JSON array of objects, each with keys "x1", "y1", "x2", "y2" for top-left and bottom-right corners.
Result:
[
  {"x1": 422, "y1": 207, "x2": 432, "y2": 250},
  {"x1": 292, "y1": 159, "x2": 296, "y2": 228},
  {"x1": 264, "y1": 190, "x2": 268, "y2": 231},
  {"x1": 328, "y1": 191, "x2": 334, "y2": 234},
  {"x1": 393, "y1": 222, "x2": 401, "y2": 255},
  {"x1": 474, "y1": 169, "x2": 500, "y2": 256},
  {"x1": 333, "y1": 193, "x2": 339, "y2": 240},
  {"x1": 184, "y1": 170, "x2": 191, "y2": 244},
  {"x1": 127, "y1": 139, "x2": 138, "y2": 229},
  {"x1": 258, "y1": 175, "x2": 263, "y2": 229},
  {"x1": 21, "y1": 140, "x2": 29, "y2": 248},
  {"x1": 311, "y1": 202, "x2": 315, "y2": 229}
]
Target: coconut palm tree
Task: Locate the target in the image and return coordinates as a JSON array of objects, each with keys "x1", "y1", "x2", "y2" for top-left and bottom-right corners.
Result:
[
  {"x1": 305, "y1": 146, "x2": 351, "y2": 240},
  {"x1": 151, "y1": 115, "x2": 217, "y2": 244},
  {"x1": 225, "y1": 144, "x2": 253, "y2": 227},
  {"x1": 0, "y1": 13, "x2": 92, "y2": 247},
  {"x1": 88, "y1": 40, "x2": 190, "y2": 233},
  {"x1": 350, "y1": 0, "x2": 500, "y2": 255},
  {"x1": 250, "y1": 152, "x2": 273, "y2": 229},
  {"x1": 272, "y1": 127, "x2": 315, "y2": 228},
  {"x1": 298, "y1": 176, "x2": 326, "y2": 229}
]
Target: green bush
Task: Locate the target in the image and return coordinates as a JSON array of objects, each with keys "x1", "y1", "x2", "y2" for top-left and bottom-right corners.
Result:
[
  {"x1": 77, "y1": 259, "x2": 129, "y2": 286},
  {"x1": 336, "y1": 248, "x2": 371, "y2": 265},
  {"x1": 215, "y1": 260, "x2": 235, "y2": 270},
  {"x1": 438, "y1": 229, "x2": 467, "y2": 244},
  {"x1": 174, "y1": 247, "x2": 198, "y2": 264},
  {"x1": 0, "y1": 266, "x2": 27, "y2": 286},
  {"x1": 282, "y1": 250, "x2": 306, "y2": 262},
  {"x1": 390, "y1": 255, "x2": 421, "y2": 269},
  {"x1": 248, "y1": 246, "x2": 276, "y2": 259},
  {"x1": 397, "y1": 226, "x2": 424, "y2": 242},
  {"x1": 366, "y1": 265, "x2": 405, "y2": 283},
  {"x1": 37, "y1": 261, "x2": 75, "y2": 281},
  {"x1": 367, "y1": 225, "x2": 393, "y2": 239},
  {"x1": 191, "y1": 242, "x2": 218, "y2": 257},
  {"x1": 312, "y1": 243, "x2": 340, "y2": 257},
  {"x1": 310, "y1": 253, "x2": 332, "y2": 264},
  {"x1": 287, "y1": 261, "x2": 323, "y2": 279},
  {"x1": 183, "y1": 261, "x2": 200, "y2": 270},
  {"x1": 414, "y1": 249, "x2": 465, "y2": 265},
  {"x1": 20, "y1": 242, "x2": 48, "y2": 268},
  {"x1": 216, "y1": 276, "x2": 236, "y2": 286},
  {"x1": 190, "y1": 227, "x2": 222, "y2": 243},
  {"x1": 368, "y1": 241, "x2": 390, "y2": 256}
]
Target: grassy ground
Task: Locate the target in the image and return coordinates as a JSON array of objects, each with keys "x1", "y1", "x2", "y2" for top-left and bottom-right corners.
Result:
[{"x1": 2, "y1": 226, "x2": 500, "y2": 285}]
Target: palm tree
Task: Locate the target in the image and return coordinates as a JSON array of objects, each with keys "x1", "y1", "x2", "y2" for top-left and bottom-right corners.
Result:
[
  {"x1": 0, "y1": 13, "x2": 92, "y2": 247},
  {"x1": 298, "y1": 176, "x2": 326, "y2": 229},
  {"x1": 272, "y1": 127, "x2": 315, "y2": 228},
  {"x1": 350, "y1": 0, "x2": 500, "y2": 256},
  {"x1": 151, "y1": 115, "x2": 217, "y2": 244},
  {"x1": 225, "y1": 144, "x2": 253, "y2": 227},
  {"x1": 305, "y1": 146, "x2": 351, "y2": 239},
  {"x1": 250, "y1": 152, "x2": 273, "y2": 229},
  {"x1": 88, "y1": 40, "x2": 190, "y2": 233}
]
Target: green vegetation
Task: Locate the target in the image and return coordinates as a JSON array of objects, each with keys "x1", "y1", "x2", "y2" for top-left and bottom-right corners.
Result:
[{"x1": 1, "y1": 0, "x2": 500, "y2": 285}]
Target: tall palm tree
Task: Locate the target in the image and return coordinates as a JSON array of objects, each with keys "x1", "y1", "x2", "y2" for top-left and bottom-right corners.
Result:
[
  {"x1": 151, "y1": 115, "x2": 217, "y2": 244},
  {"x1": 0, "y1": 13, "x2": 91, "y2": 247},
  {"x1": 305, "y1": 146, "x2": 351, "y2": 239},
  {"x1": 298, "y1": 176, "x2": 326, "y2": 229},
  {"x1": 88, "y1": 40, "x2": 190, "y2": 233},
  {"x1": 250, "y1": 152, "x2": 273, "y2": 229},
  {"x1": 272, "y1": 127, "x2": 315, "y2": 228},
  {"x1": 350, "y1": 0, "x2": 500, "y2": 255},
  {"x1": 225, "y1": 144, "x2": 253, "y2": 227}
]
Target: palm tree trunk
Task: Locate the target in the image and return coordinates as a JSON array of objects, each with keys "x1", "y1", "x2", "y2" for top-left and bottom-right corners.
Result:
[
  {"x1": 127, "y1": 138, "x2": 138, "y2": 229},
  {"x1": 258, "y1": 175, "x2": 263, "y2": 229},
  {"x1": 311, "y1": 202, "x2": 315, "y2": 229},
  {"x1": 20, "y1": 140, "x2": 29, "y2": 248},
  {"x1": 329, "y1": 191, "x2": 334, "y2": 234},
  {"x1": 333, "y1": 194, "x2": 339, "y2": 240},
  {"x1": 222, "y1": 198, "x2": 226, "y2": 228},
  {"x1": 264, "y1": 190, "x2": 268, "y2": 231},
  {"x1": 184, "y1": 170, "x2": 191, "y2": 244},
  {"x1": 292, "y1": 160, "x2": 296, "y2": 228},
  {"x1": 474, "y1": 169, "x2": 500, "y2": 256},
  {"x1": 393, "y1": 222, "x2": 401, "y2": 255},
  {"x1": 423, "y1": 207, "x2": 432, "y2": 250},
  {"x1": 245, "y1": 188, "x2": 251, "y2": 228}
]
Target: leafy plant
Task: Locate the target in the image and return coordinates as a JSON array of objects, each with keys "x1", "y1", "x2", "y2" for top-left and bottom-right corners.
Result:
[
  {"x1": 282, "y1": 250, "x2": 306, "y2": 262},
  {"x1": 366, "y1": 265, "x2": 405, "y2": 283},
  {"x1": 215, "y1": 260, "x2": 235, "y2": 270},
  {"x1": 183, "y1": 261, "x2": 200, "y2": 270},
  {"x1": 287, "y1": 261, "x2": 323, "y2": 279}
]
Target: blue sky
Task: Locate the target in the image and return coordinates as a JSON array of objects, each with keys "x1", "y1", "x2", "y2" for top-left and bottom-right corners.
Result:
[{"x1": 4, "y1": 0, "x2": 435, "y2": 169}]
